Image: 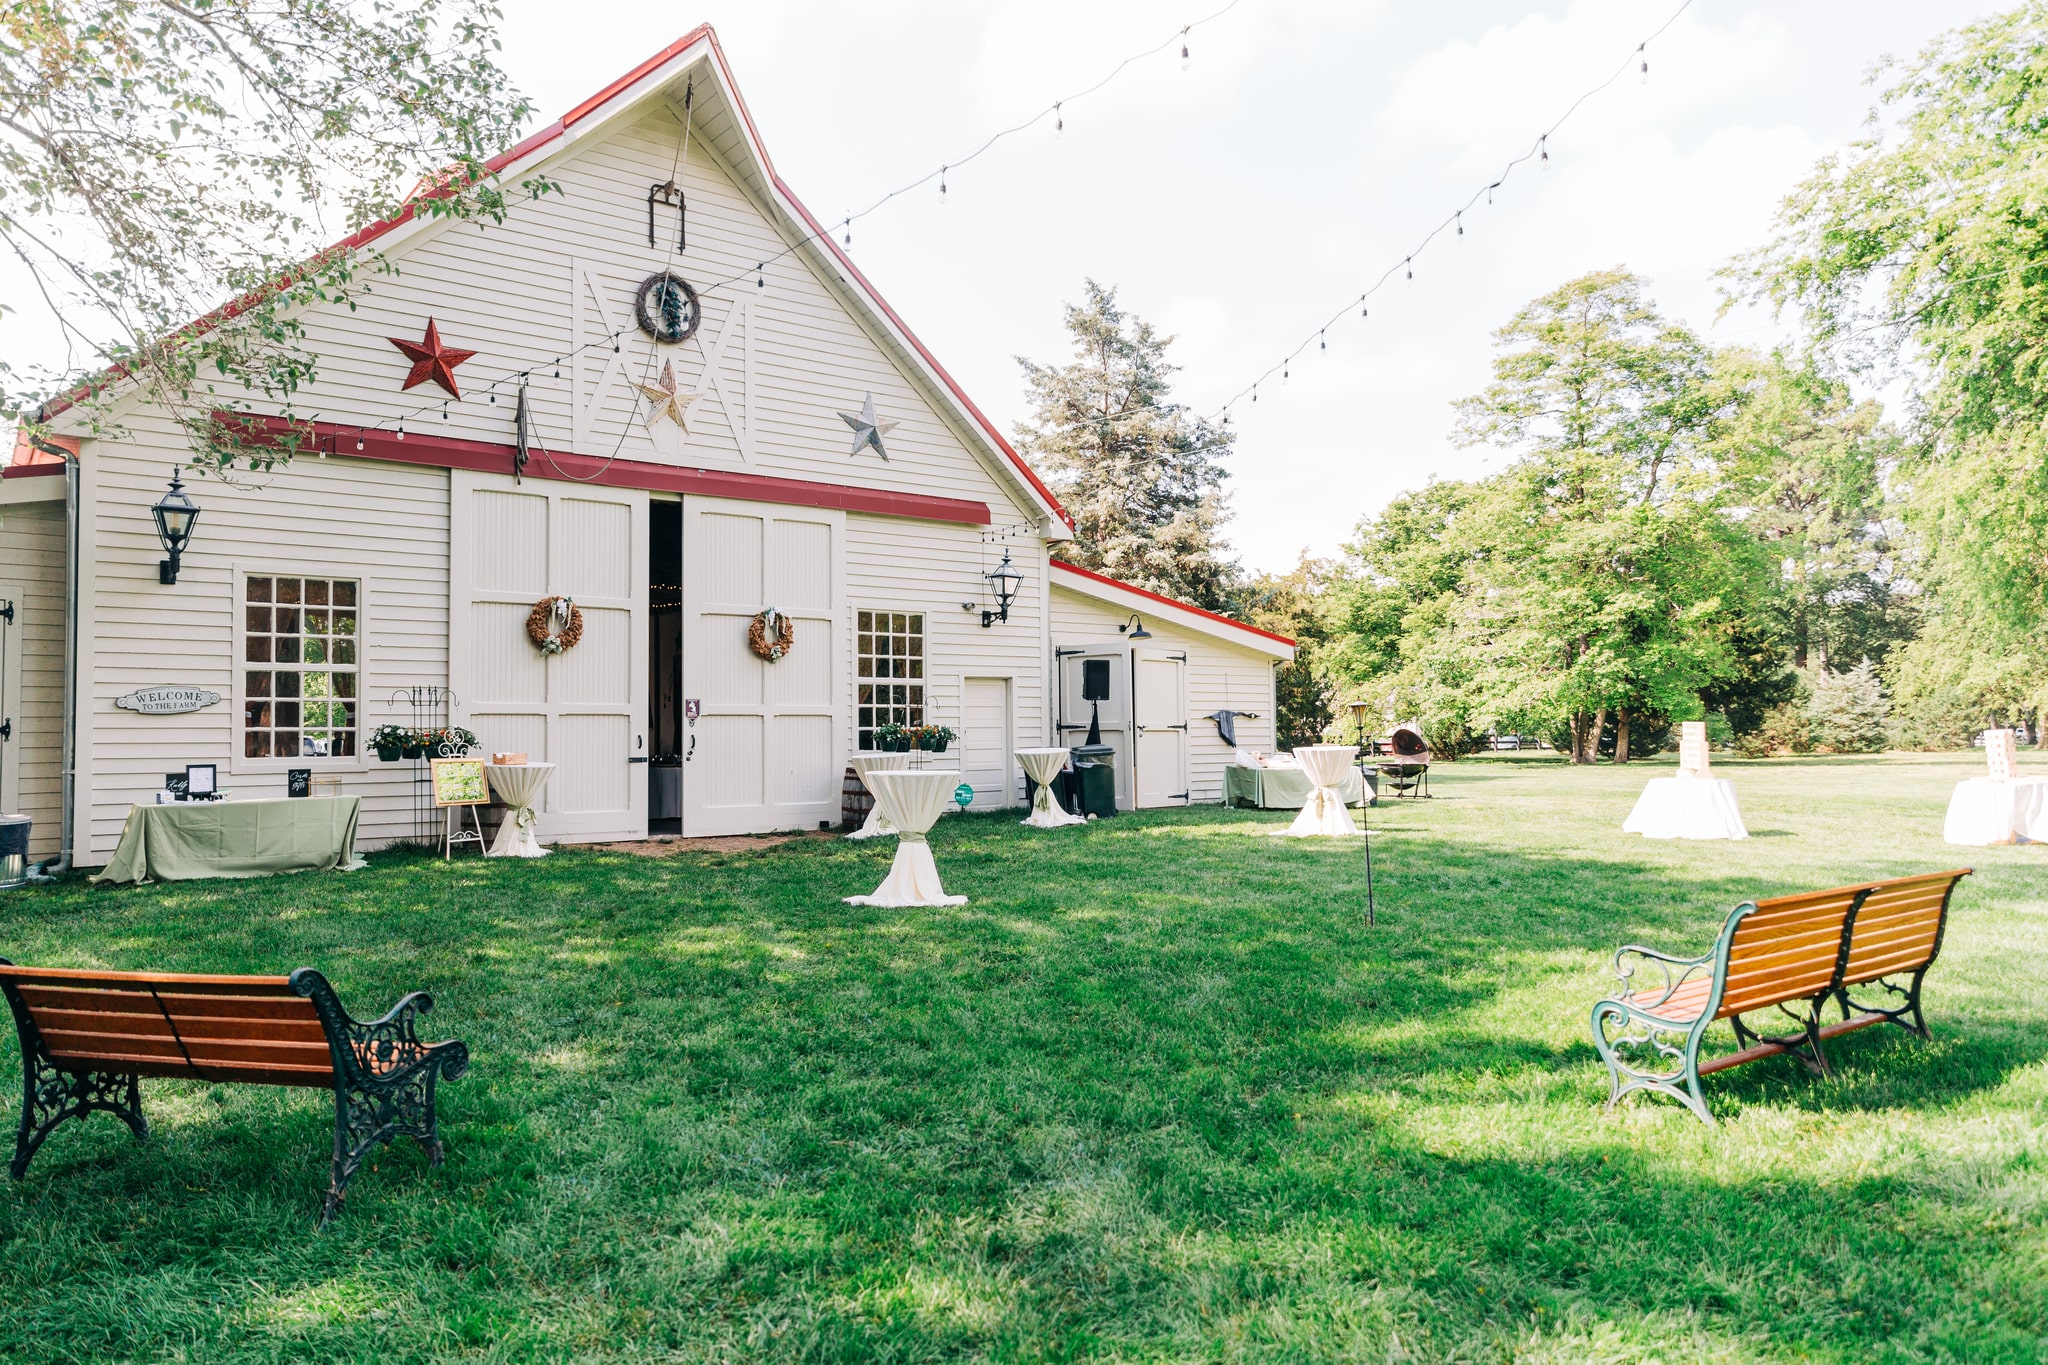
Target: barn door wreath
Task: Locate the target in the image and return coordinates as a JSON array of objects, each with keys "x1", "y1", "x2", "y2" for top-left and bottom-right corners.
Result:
[
  {"x1": 527, "y1": 596, "x2": 583, "y2": 655},
  {"x1": 748, "y1": 608, "x2": 794, "y2": 662}
]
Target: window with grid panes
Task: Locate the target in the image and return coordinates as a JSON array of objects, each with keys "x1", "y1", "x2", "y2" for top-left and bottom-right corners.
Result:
[
  {"x1": 856, "y1": 609, "x2": 924, "y2": 749},
  {"x1": 244, "y1": 576, "x2": 359, "y2": 758}
]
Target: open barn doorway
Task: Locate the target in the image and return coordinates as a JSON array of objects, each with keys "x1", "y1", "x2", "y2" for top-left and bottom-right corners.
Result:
[{"x1": 649, "y1": 500, "x2": 683, "y2": 835}]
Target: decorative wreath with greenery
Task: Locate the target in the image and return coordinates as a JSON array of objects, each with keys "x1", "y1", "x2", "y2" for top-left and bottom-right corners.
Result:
[
  {"x1": 747, "y1": 607, "x2": 795, "y2": 662},
  {"x1": 526, "y1": 595, "x2": 584, "y2": 656}
]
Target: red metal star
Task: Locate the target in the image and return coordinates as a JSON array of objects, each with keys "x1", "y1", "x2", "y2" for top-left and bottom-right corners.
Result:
[{"x1": 386, "y1": 319, "x2": 477, "y2": 397}]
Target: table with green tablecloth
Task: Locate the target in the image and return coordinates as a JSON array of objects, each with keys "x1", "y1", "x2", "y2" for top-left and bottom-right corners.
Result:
[
  {"x1": 1225, "y1": 764, "x2": 1369, "y2": 810},
  {"x1": 92, "y1": 796, "x2": 366, "y2": 885}
]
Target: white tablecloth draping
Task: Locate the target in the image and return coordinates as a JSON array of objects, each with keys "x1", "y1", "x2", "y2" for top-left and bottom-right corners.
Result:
[
  {"x1": 1017, "y1": 747, "x2": 1086, "y2": 829},
  {"x1": 1622, "y1": 776, "x2": 1748, "y2": 840},
  {"x1": 845, "y1": 752, "x2": 912, "y2": 839},
  {"x1": 1943, "y1": 776, "x2": 2048, "y2": 845},
  {"x1": 485, "y1": 763, "x2": 555, "y2": 857},
  {"x1": 844, "y1": 769, "x2": 968, "y2": 907},
  {"x1": 1276, "y1": 745, "x2": 1364, "y2": 837}
]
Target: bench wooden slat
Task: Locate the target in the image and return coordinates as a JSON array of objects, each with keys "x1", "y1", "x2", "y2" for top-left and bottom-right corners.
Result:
[
  {"x1": 40, "y1": 1029, "x2": 333, "y2": 1070},
  {"x1": 42, "y1": 1051, "x2": 336, "y2": 1088},
  {"x1": 1694, "y1": 1011, "x2": 1890, "y2": 1076},
  {"x1": 31, "y1": 1008, "x2": 328, "y2": 1045},
  {"x1": 0, "y1": 965, "x2": 295, "y2": 993},
  {"x1": 16, "y1": 986, "x2": 324, "y2": 1023}
]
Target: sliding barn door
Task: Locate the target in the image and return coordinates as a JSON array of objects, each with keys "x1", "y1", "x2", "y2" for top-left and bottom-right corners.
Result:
[
  {"x1": 450, "y1": 471, "x2": 648, "y2": 842},
  {"x1": 680, "y1": 496, "x2": 842, "y2": 835}
]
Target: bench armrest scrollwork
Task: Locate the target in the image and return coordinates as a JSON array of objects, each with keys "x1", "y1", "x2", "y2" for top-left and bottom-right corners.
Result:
[
  {"x1": 1610, "y1": 943, "x2": 1713, "y2": 1012},
  {"x1": 289, "y1": 969, "x2": 469, "y2": 1086}
]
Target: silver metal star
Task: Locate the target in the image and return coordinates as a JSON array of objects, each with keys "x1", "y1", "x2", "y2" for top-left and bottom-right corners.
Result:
[
  {"x1": 638, "y1": 360, "x2": 698, "y2": 431},
  {"x1": 837, "y1": 392, "x2": 898, "y2": 460}
]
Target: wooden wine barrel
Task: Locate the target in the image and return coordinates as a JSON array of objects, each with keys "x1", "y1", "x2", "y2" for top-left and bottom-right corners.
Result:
[{"x1": 840, "y1": 766, "x2": 874, "y2": 831}]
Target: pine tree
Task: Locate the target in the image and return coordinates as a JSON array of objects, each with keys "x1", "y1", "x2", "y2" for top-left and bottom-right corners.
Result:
[
  {"x1": 1805, "y1": 658, "x2": 1890, "y2": 753},
  {"x1": 1016, "y1": 281, "x2": 1237, "y2": 610}
]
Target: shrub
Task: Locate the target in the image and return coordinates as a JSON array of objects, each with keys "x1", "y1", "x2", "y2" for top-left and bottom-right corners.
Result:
[{"x1": 1735, "y1": 703, "x2": 1813, "y2": 757}]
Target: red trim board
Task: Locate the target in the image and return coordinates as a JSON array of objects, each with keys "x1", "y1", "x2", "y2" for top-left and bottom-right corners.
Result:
[
  {"x1": 1051, "y1": 558, "x2": 1296, "y2": 648},
  {"x1": 219, "y1": 414, "x2": 991, "y2": 525}
]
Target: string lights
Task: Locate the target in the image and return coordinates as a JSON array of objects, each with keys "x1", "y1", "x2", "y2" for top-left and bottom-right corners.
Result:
[{"x1": 1201, "y1": 0, "x2": 1694, "y2": 423}]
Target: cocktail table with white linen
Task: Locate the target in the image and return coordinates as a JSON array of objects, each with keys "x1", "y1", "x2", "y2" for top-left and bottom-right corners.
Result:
[
  {"x1": 1276, "y1": 745, "x2": 1363, "y2": 837},
  {"x1": 845, "y1": 752, "x2": 911, "y2": 839},
  {"x1": 485, "y1": 762, "x2": 555, "y2": 858},
  {"x1": 1622, "y1": 775, "x2": 1748, "y2": 840},
  {"x1": 844, "y1": 769, "x2": 968, "y2": 907},
  {"x1": 1016, "y1": 748, "x2": 1085, "y2": 829},
  {"x1": 1943, "y1": 776, "x2": 2048, "y2": 845}
]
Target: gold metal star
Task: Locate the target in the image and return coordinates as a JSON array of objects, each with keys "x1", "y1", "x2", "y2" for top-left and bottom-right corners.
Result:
[{"x1": 637, "y1": 361, "x2": 698, "y2": 431}]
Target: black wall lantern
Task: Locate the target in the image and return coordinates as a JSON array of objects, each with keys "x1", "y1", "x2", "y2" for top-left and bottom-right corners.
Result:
[
  {"x1": 980, "y1": 551, "x2": 1023, "y2": 627},
  {"x1": 1117, "y1": 613, "x2": 1153, "y2": 640},
  {"x1": 151, "y1": 468, "x2": 200, "y2": 585}
]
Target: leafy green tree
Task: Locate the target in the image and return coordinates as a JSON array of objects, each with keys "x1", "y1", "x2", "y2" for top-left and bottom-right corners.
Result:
[
  {"x1": 4, "y1": 0, "x2": 545, "y2": 468},
  {"x1": 1732, "y1": 3, "x2": 2048, "y2": 723},
  {"x1": 1236, "y1": 555, "x2": 1337, "y2": 749},
  {"x1": 1445, "y1": 269, "x2": 1751, "y2": 763},
  {"x1": 1017, "y1": 281, "x2": 1237, "y2": 610},
  {"x1": 1713, "y1": 350, "x2": 1918, "y2": 671}
]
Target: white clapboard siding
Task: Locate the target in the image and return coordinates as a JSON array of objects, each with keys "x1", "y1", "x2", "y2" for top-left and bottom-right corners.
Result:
[
  {"x1": 0, "y1": 494, "x2": 69, "y2": 859},
  {"x1": 80, "y1": 420, "x2": 450, "y2": 861},
  {"x1": 277, "y1": 104, "x2": 1042, "y2": 526},
  {"x1": 843, "y1": 516, "x2": 1047, "y2": 794},
  {"x1": 1049, "y1": 585, "x2": 1279, "y2": 804}
]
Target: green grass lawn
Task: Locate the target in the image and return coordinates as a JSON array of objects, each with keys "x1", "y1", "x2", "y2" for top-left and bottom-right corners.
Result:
[{"x1": 2, "y1": 752, "x2": 2044, "y2": 1363}]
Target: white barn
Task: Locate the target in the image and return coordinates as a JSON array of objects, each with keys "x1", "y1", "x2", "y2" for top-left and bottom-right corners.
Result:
[{"x1": 0, "y1": 28, "x2": 1293, "y2": 869}]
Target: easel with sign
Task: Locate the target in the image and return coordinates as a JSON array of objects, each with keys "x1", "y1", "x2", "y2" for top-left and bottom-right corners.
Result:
[{"x1": 431, "y1": 757, "x2": 489, "y2": 859}]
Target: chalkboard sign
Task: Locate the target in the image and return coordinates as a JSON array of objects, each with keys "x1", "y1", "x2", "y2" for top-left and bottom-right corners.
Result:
[
  {"x1": 287, "y1": 768, "x2": 312, "y2": 798},
  {"x1": 431, "y1": 757, "x2": 489, "y2": 807},
  {"x1": 164, "y1": 773, "x2": 189, "y2": 798}
]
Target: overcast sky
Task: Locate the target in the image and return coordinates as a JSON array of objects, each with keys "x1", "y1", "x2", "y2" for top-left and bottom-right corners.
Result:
[{"x1": 9, "y1": 2, "x2": 2005, "y2": 571}]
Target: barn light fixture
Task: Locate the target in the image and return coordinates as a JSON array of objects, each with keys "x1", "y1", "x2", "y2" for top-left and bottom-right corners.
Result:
[
  {"x1": 980, "y1": 551, "x2": 1022, "y2": 627},
  {"x1": 1118, "y1": 613, "x2": 1152, "y2": 640},
  {"x1": 151, "y1": 468, "x2": 200, "y2": 585}
]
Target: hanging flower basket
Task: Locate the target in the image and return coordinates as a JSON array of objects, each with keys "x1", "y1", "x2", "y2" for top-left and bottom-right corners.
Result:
[
  {"x1": 748, "y1": 607, "x2": 794, "y2": 662},
  {"x1": 527, "y1": 596, "x2": 583, "y2": 655}
]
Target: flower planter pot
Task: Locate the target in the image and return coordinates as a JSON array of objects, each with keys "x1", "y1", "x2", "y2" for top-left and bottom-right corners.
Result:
[
  {"x1": 401, "y1": 745, "x2": 426, "y2": 760},
  {"x1": 376, "y1": 746, "x2": 403, "y2": 763},
  {"x1": 920, "y1": 738, "x2": 950, "y2": 754}
]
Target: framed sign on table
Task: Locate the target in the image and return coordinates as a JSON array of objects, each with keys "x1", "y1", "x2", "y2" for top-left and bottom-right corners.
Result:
[{"x1": 430, "y1": 757, "x2": 489, "y2": 859}]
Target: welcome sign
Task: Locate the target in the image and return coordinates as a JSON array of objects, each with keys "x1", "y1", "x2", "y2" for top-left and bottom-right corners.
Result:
[{"x1": 115, "y1": 686, "x2": 222, "y2": 715}]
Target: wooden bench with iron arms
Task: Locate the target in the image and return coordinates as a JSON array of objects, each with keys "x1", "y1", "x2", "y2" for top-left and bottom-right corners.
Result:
[
  {"x1": 1, "y1": 961, "x2": 468, "y2": 1222},
  {"x1": 1589, "y1": 869, "x2": 1970, "y2": 1124}
]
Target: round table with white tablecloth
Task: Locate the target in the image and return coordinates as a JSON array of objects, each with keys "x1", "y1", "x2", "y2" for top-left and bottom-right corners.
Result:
[
  {"x1": 1943, "y1": 775, "x2": 2048, "y2": 845},
  {"x1": 844, "y1": 752, "x2": 911, "y2": 839},
  {"x1": 844, "y1": 769, "x2": 968, "y2": 907},
  {"x1": 1016, "y1": 747, "x2": 1086, "y2": 829},
  {"x1": 1622, "y1": 775, "x2": 1748, "y2": 840},
  {"x1": 1274, "y1": 745, "x2": 1364, "y2": 837},
  {"x1": 485, "y1": 762, "x2": 555, "y2": 858}
]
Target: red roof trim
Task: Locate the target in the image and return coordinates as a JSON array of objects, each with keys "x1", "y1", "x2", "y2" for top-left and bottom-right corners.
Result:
[
  {"x1": 1051, "y1": 559, "x2": 1296, "y2": 647},
  {"x1": 220, "y1": 414, "x2": 991, "y2": 525},
  {"x1": 6, "y1": 430, "x2": 73, "y2": 476},
  {"x1": 44, "y1": 27, "x2": 1072, "y2": 535}
]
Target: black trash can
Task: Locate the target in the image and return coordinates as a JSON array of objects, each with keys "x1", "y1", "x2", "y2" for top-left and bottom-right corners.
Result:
[
  {"x1": 1069, "y1": 743, "x2": 1118, "y2": 818},
  {"x1": 0, "y1": 815, "x2": 32, "y2": 889}
]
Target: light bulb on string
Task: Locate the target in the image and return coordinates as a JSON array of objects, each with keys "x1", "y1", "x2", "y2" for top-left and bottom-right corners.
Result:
[
  {"x1": 355, "y1": 435, "x2": 364, "y2": 452},
  {"x1": 1283, "y1": 361, "x2": 1289, "y2": 382},
  {"x1": 1055, "y1": 103, "x2": 1063, "y2": 136},
  {"x1": 844, "y1": 215, "x2": 852, "y2": 247},
  {"x1": 442, "y1": 401, "x2": 449, "y2": 421},
  {"x1": 1456, "y1": 211, "x2": 1464, "y2": 237},
  {"x1": 396, "y1": 422, "x2": 405, "y2": 441},
  {"x1": 756, "y1": 264, "x2": 765, "y2": 289},
  {"x1": 939, "y1": 166, "x2": 948, "y2": 204},
  {"x1": 553, "y1": 364, "x2": 560, "y2": 379},
  {"x1": 1639, "y1": 45, "x2": 1648, "y2": 83},
  {"x1": 1319, "y1": 331, "x2": 1326, "y2": 351},
  {"x1": 1181, "y1": 29, "x2": 1190, "y2": 70},
  {"x1": 1406, "y1": 256, "x2": 1413, "y2": 280},
  {"x1": 1540, "y1": 134, "x2": 1549, "y2": 167}
]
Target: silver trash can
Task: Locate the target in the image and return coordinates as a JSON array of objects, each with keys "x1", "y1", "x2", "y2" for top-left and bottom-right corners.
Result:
[{"x1": 0, "y1": 815, "x2": 31, "y2": 889}]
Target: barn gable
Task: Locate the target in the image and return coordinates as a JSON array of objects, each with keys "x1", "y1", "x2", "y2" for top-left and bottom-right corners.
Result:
[{"x1": 260, "y1": 29, "x2": 1066, "y2": 536}]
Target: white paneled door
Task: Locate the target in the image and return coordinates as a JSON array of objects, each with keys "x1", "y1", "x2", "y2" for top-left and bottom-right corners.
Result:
[
  {"x1": 450, "y1": 471, "x2": 648, "y2": 842},
  {"x1": 1133, "y1": 649, "x2": 1189, "y2": 808},
  {"x1": 1058, "y1": 647, "x2": 1130, "y2": 809},
  {"x1": 680, "y1": 496, "x2": 842, "y2": 836},
  {"x1": 960, "y1": 677, "x2": 1014, "y2": 809}
]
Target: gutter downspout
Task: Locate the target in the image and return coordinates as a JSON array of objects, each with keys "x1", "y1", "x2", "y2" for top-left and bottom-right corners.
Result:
[{"x1": 25, "y1": 431, "x2": 78, "y2": 880}]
